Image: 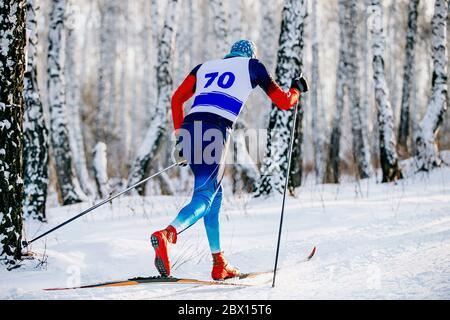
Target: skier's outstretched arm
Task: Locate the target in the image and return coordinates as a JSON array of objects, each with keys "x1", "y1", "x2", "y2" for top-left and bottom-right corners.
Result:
[
  {"x1": 171, "y1": 65, "x2": 201, "y2": 131},
  {"x1": 250, "y1": 59, "x2": 305, "y2": 110}
]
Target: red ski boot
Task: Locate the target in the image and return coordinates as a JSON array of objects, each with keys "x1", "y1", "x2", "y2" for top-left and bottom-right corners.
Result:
[
  {"x1": 151, "y1": 226, "x2": 177, "y2": 277},
  {"x1": 211, "y1": 252, "x2": 240, "y2": 281}
]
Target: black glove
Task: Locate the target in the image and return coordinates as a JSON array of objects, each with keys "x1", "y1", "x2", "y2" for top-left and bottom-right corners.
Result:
[{"x1": 291, "y1": 74, "x2": 309, "y2": 93}]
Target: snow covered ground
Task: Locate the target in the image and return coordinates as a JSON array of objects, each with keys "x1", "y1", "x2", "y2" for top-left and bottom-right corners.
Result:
[{"x1": 1, "y1": 167, "x2": 450, "y2": 300}]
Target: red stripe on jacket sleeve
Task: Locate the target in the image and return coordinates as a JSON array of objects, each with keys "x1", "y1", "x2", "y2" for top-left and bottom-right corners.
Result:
[
  {"x1": 267, "y1": 83, "x2": 300, "y2": 110},
  {"x1": 171, "y1": 74, "x2": 196, "y2": 130}
]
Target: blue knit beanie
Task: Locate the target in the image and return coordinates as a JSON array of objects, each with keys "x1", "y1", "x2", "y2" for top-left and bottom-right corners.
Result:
[{"x1": 225, "y1": 40, "x2": 257, "y2": 59}]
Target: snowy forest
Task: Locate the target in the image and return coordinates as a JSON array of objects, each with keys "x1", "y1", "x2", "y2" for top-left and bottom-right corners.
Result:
[{"x1": 0, "y1": 0, "x2": 449, "y2": 300}]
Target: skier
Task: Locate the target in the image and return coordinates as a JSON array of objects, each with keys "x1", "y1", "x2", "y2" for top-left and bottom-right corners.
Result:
[{"x1": 151, "y1": 40, "x2": 309, "y2": 280}]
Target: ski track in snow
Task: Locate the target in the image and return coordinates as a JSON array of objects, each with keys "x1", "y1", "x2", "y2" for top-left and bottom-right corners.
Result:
[{"x1": 1, "y1": 168, "x2": 449, "y2": 300}]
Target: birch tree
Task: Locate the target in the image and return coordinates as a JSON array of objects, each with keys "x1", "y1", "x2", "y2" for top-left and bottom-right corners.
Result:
[
  {"x1": 415, "y1": 0, "x2": 448, "y2": 171},
  {"x1": 256, "y1": 0, "x2": 308, "y2": 196},
  {"x1": 118, "y1": 0, "x2": 131, "y2": 172},
  {"x1": 65, "y1": 1, "x2": 96, "y2": 198},
  {"x1": 348, "y1": 0, "x2": 372, "y2": 179},
  {"x1": 325, "y1": 0, "x2": 347, "y2": 184},
  {"x1": 23, "y1": 0, "x2": 49, "y2": 221},
  {"x1": 47, "y1": 0, "x2": 86, "y2": 204},
  {"x1": 0, "y1": 0, "x2": 26, "y2": 266},
  {"x1": 127, "y1": 0, "x2": 180, "y2": 194},
  {"x1": 371, "y1": 0, "x2": 403, "y2": 182},
  {"x1": 97, "y1": 0, "x2": 119, "y2": 142},
  {"x1": 398, "y1": 0, "x2": 420, "y2": 155},
  {"x1": 310, "y1": 0, "x2": 325, "y2": 183}
]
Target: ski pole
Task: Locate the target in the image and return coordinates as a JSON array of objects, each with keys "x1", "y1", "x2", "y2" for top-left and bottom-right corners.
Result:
[
  {"x1": 272, "y1": 101, "x2": 300, "y2": 288},
  {"x1": 23, "y1": 162, "x2": 182, "y2": 247}
]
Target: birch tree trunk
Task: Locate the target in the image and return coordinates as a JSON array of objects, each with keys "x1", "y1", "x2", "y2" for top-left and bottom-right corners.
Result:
[
  {"x1": 361, "y1": 0, "x2": 372, "y2": 168},
  {"x1": 23, "y1": 0, "x2": 49, "y2": 221},
  {"x1": 398, "y1": 0, "x2": 420, "y2": 156},
  {"x1": 256, "y1": 0, "x2": 307, "y2": 196},
  {"x1": 141, "y1": 0, "x2": 155, "y2": 128},
  {"x1": 97, "y1": 0, "x2": 118, "y2": 142},
  {"x1": 311, "y1": 0, "x2": 325, "y2": 184},
  {"x1": 118, "y1": 0, "x2": 131, "y2": 173},
  {"x1": 65, "y1": 1, "x2": 96, "y2": 198},
  {"x1": 371, "y1": 0, "x2": 403, "y2": 182},
  {"x1": 47, "y1": 0, "x2": 86, "y2": 204},
  {"x1": 348, "y1": 0, "x2": 372, "y2": 180},
  {"x1": 414, "y1": 0, "x2": 448, "y2": 171},
  {"x1": 127, "y1": 0, "x2": 180, "y2": 194},
  {"x1": 0, "y1": 0, "x2": 26, "y2": 266},
  {"x1": 325, "y1": 0, "x2": 347, "y2": 184}
]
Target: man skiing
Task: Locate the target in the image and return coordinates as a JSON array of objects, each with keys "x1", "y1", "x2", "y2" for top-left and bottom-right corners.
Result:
[{"x1": 151, "y1": 40, "x2": 309, "y2": 281}]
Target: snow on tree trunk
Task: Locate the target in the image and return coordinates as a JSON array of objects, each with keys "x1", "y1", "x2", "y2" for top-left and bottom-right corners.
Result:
[
  {"x1": 414, "y1": 0, "x2": 448, "y2": 171},
  {"x1": 370, "y1": 0, "x2": 403, "y2": 183},
  {"x1": 325, "y1": 0, "x2": 347, "y2": 184},
  {"x1": 310, "y1": 0, "x2": 326, "y2": 184},
  {"x1": 92, "y1": 142, "x2": 109, "y2": 199},
  {"x1": 65, "y1": 2, "x2": 96, "y2": 198},
  {"x1": 348, "y1": 0, "x2": 373, "y2": 180},
  {"x1": 47, "y1": 0, "x2": 86, "y2": 205},
  {"x1": 255, "y1": 0, "x2": 307, "y2": 197},
  {"x1": 23, "y1": 0, "x2": 49, "y2": 222},
  {"x1": 0, "y1": 0, "x2": 26, "y2": 267},
  {"x1": 398, "y1": 0, "x2": 420, "y2": 156},
  {"x1": 97, "y1": 0, "x2": 119, "y2": 142},
  {"x1": 127, "y1": 0, "x2": 180, "y2": 194}
]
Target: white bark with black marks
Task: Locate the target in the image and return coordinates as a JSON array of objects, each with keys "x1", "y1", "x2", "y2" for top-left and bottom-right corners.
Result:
[
  {"x1": 97, "y1": 0, "x2": 119, "y2": 142},
  {"x1": 370, "y1": 0, "x2": 402, "y2": 182},
  {"x1": 47, "y1": 0, "x2": 87, "y2": 205},
  {"x1": 348, "y1": 0, "x2": 373, "y2": 180},
  {"x1": 326, "y1": 0, "x2": 347, "y2": 184},
  {"x1": 23, "y1": 0, "x2": 49, "y2": 222},
  {"x1": 415, "y1": 0, "x2": 448, "y2": 171},
  {"x1": 0, "y1": 0, "x2": 26, "y2": 267},
  {"x1": 398, "y1": 0, "x2": 420, "y2": 155},
  {"x1": 65, "y1": 1, "x2": 96, "y2": 198},
  {"x1": 127, "y1": 0, "x2": 180, "y2": 194},
  {"x1": 256, "y1": 0, "x2": 307, "y2": 196},
  {"x1": 311, "y1": 0, "x2": 326, "y2": 184}
]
